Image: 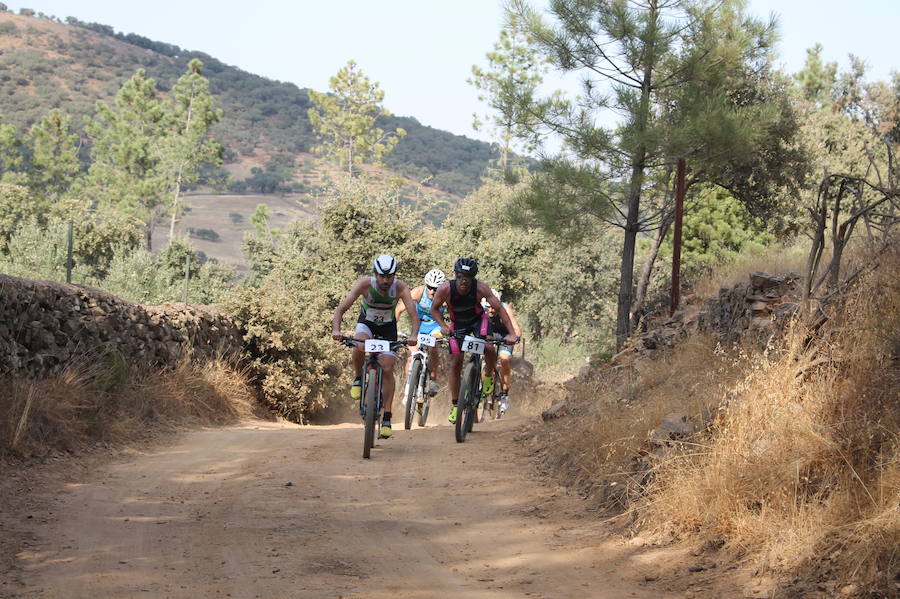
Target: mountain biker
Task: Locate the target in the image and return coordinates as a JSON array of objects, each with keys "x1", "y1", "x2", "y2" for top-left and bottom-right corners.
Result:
[
  {"x1": 482, "y1": 288, "x2": 522, "y2": 415},
  {"x1": 429, "y1": 258, "x2": 519, "y2": 424},
  {"x1": 396, "y1": 268, "x2": 447, "y2": 396},
  {"x1": 331, "y1": 254, "x2": 419, "y2": 439}
]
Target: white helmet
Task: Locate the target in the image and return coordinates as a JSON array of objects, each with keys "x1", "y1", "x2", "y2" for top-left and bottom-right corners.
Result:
[
  {"x1": 423, "y1": 269, "x2": 446, "y2": 288},
  {"x1": 482, "y1": 288, "x2": 501, "y2": 309},
  {"x1": 373, "y1": 254, "x2": 397, "y2": 275}
]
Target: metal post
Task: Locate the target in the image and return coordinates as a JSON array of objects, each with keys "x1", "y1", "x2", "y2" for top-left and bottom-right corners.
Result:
[
  {"x1": 669, "y1": 158, "x2": 686, "y2": 315},
  {"x1": 182, "y1": 254, "x2": 190, "y2": 303},
  {"x1": 66, "y1": 220, "x2": 74, "y2": 283}
]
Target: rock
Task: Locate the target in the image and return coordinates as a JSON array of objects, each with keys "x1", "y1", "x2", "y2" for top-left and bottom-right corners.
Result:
[
  {"x1": 649, "y1": 413, "x2": 698, "y2": 444},
  {"x1": 611, "y1": 347, "x2": 636, "y2": 366},
  {"x1": 541, "y1": 400, "x2": 569, "y2": 421}
]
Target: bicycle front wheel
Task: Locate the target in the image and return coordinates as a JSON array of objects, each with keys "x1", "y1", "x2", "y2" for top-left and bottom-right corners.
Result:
[
  {"x1": 404, "y1": 357, "x2": 422, "y2": 430},
  {"x1": 456, "y1": 360, "x2": 478, "y2": 442},
  {"x1": 362, "y1": 367, "x2": 378, "y2": 458}
]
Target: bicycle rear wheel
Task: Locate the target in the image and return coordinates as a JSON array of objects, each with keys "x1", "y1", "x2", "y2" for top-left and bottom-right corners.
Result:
[
  {"x1": 418, "y1": 393, "x2": 430, "y2": 427},
  {"x1": 362, "y1": 367, "x2": 378, "y2": 458},
  {"x1": 456, "y1": 360, "x2": 478, "y2": 443},
  {"x1": 404, "y1": 357, "x2": 422, "y2": 430}
]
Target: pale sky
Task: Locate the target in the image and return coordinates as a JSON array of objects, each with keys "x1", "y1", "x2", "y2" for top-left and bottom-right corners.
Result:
[{"x1": 8, "y1": 1, "x2": 898, "y2": 143}]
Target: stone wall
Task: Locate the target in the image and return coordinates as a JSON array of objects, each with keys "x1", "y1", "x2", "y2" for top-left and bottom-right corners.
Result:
[
  {"x1": 0, "y1": 274, "x2": 243, "y2": 379},
  {"x1": 611, "y1": 271, "x2": 800, "y2": 365}
]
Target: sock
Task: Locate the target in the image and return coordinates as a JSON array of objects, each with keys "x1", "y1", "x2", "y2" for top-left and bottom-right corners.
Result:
[{"x1": 382, "y1": 411, "x2": 392, "y2": 422}]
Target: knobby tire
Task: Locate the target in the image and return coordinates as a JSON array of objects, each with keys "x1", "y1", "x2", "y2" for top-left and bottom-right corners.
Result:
[
  {"x1": 456, "y1": 360, "x2": 477, "y2": 442},
  {"x1": 362, "y1": 367, "x2": 378, "y2": 458},
  {"x1": 404, "y1": 358, "x2": 422, "y2": 430}
]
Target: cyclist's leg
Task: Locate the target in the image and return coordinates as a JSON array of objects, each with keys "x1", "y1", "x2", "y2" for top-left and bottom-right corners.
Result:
[
  {"x1": 352, "y1": 324, "x2": 372, "y2": 374},
  {"x1": 498, "y1": 346, "x2": 513, "y2": 391},
  {"x1": 422, "y1": 322, "x2": 443, "y2": 386},
  {"x1": 378, "y1": 352, "x2": 397, "y2": 414},
  {"x1": 350, "y1": 324, "x2": 373, "y2": 399}
]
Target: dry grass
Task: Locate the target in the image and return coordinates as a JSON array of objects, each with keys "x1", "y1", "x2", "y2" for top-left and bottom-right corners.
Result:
[
  {"x1": 639, "y1": 246, "x2": 900, "y2": 593},
  {"x1": 1, "y1": 349, "x2": 267, "y2": 458},
  {"x1": 528, "y1": 334, "x2": 750, "y2": 506},
  {"x1": 530, "y1": 243, "x2": 898, "y2": 595},
  {"x1": 690, "y1": 242, "x2": 808, "y2": 297}
]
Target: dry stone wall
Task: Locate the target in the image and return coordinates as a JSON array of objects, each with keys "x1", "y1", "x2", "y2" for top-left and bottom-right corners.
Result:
[
  {"x1": 0, "y1": 274, "x2": 243, "y2": 379},
  {"x1": 611, "y1": 271, "x2": 801, "y2": 365}
]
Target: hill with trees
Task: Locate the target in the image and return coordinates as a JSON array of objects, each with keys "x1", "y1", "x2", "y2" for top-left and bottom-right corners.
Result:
[{"x1": 0, "y1": 10, "x2": 495, "y2": 197}]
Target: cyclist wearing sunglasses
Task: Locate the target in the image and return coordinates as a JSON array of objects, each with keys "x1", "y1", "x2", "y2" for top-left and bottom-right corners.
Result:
[
  {"x1": 430, "y1": 258, "x2": 519, "y2": 423},
  {"x1": 331, "y1": 254, "x2": 419, "y2": 438},
  {"x1": 396, "y1": 268, "x2": 448, "y2": 395}
]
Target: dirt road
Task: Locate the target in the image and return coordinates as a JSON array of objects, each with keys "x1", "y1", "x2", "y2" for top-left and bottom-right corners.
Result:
[{"x1": 2, "y1": 416, "x2": 699, "y2": 598}]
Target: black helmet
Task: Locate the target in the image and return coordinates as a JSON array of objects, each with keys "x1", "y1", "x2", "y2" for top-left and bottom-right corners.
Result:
[
  {"x1": 373, "y1": 254, "x2": 398, "y2": 275},
  {"x1": 453, "y1": 257, "x2": 478, "y2": 277}
]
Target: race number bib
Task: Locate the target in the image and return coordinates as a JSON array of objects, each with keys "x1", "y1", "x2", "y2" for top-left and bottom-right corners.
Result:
[
  {"x1": 462, "y1": 336, "x2": 485, "y2": 355},
  {"x1": 364, "y1": 339, "x2": 390, "y2": 353},
  {"x1": 417, "y1": 333, "x2": 437, "y2": 347},
  {"x1": 365, "y1": 308, "x2": 392, "y2": 324}
]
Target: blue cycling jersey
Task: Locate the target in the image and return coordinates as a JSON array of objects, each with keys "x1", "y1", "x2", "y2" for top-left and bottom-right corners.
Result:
[{"x1": 417, "y1": 288, "x2": 445, "y2": 323}]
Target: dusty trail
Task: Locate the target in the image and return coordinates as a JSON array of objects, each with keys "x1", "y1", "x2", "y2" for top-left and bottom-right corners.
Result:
[{"x1": 2, "y1": 416, "x2": 690, "y2": 598}]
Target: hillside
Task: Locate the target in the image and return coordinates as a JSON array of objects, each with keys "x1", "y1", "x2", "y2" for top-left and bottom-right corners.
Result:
[{"x1": 0, "y1": 11, "x2": 495, "y2": 197}]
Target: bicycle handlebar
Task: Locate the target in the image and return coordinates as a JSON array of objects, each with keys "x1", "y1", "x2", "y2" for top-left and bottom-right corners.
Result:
[{"x1": 339, "y1": 335, "x2": 408, "y2": 352}]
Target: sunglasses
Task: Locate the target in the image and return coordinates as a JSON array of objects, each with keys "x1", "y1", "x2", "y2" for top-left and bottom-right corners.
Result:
[{"x1": 426, "y1": 285, "x2": 437, "y2": 291}]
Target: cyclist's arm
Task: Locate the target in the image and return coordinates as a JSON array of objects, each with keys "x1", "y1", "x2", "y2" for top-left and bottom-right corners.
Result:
[
  {"x1": 431, "y1": 282, "x2": 451, "y2": 335},
  {"x1": 397, "y1": 280, "x2": 420, "y2": 344},
  {"x1": 481, "y1": 283, "x2": 518, "y2": 343},
  {"x1": 332, "y1": 277, "x2": 367, "y2": 340},
  {"x1": 395, "y1": 285, "x2": 420, "y2": 322},
  {"x1": 504, "y1": 302, "x2": 523, "y2": 337}
]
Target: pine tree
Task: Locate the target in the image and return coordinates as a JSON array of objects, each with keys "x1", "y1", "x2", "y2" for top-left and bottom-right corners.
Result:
[
  {"x1": 161, "y1": 59, "x2": 223, "y2": 238},
  {"x1": 27, "y1": 108, "x2": 81, "y2": 203},
  {"x1": 506, "y1": 0, "x2": 794, "y2": 348},
  {"x1": 469, "y1": 14, "x2": 549, "y2": 177},
  {"x1": 81, "y1": 69, "x2": 167, "y2": 249},
  {"x1": 307, "y1": 61, "x2": 406, "y2": 178}
]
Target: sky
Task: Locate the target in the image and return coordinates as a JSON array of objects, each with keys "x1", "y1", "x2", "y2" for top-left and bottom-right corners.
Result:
[{"x1": 7, "y1": 1, "x2": 899, "y2": 144}]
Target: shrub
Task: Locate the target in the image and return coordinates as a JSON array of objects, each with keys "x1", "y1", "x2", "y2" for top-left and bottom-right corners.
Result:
[
  {"x1": 221, "y1": 179, "x2": 441, "y2": 421},
  {"x1": 187, "y1": 227, "x2": 220, "y2": 242}
]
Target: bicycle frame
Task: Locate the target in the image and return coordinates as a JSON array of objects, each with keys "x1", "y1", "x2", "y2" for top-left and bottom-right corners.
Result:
[
  {"x1": 341, "y1": 336, "x2": 406, "y2": 458},
  {"x1": 450, "y1": 331, "x2": 503, "y2": 443}
]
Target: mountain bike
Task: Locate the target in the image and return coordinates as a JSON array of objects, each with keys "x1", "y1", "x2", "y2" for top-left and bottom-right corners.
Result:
[
  {"x1": 452, "y1": 331, "x2": 505, "y2": 443},
  {"x1": 400, "y1": 332, "x2": 444, "y2": 430},
  {"x1": 340, "y1": 336, "x2": 408, "y2": 459}
]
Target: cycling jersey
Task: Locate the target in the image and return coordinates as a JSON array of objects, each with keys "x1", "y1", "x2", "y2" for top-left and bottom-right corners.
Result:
[
  {"x1": 358, "y1": 277, "x2": 398, "y2": 326},
  {"x1": 489, "y1": 302, "x2": 510, "y2": 337},
  {"x1": 447, "y1": 279, "x2": 484, "y2": 328},
  {"x1": 416, "y1": 287, "x2": 445, "y2": 324},
  {"x1": 447, "y1": 280, "x2": 489, "y2": 354}
]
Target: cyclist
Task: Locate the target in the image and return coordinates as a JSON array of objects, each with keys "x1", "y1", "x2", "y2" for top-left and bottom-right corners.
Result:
[
  {"x1": 482, "y1": 289, "x2": 522, "y2": 415},
  {"x1": 396, "y1": 268, "x2": 447, "y2": 396},
  {"x1": 331, "y1": 254, "x2": 419, "y2": 439},
  {"x1": 429, "y1": 258, "x2": 519, "y2": 424}
]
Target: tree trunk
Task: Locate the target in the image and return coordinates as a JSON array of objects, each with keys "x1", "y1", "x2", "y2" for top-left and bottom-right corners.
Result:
[
  {"x1": 616, "y1": 168, "x2": 644, "y2": 350},
  {"x1": 145, "y1": 217, "x2": 153, "y2": 251},
  {"x1": 168, "y1": 170, "x2": 183, "y2": 240},
  {"x1": 631, "y1": 212, "x2": 672, "y2": 330}
]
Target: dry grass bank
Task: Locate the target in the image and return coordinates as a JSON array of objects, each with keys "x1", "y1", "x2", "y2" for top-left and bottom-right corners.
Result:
[
  {"x1": 1, "y1": 349, "x2": 268, "y2": 459},
  {"x1": 530, "y1": 245, "x2": 899, "y2": 596}
]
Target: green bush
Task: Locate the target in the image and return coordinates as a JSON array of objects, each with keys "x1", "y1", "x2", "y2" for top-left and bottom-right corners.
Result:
[
  {"x1": 0, "y1": 219, "x2": 92, "y2": 283},
  {"x1": 222, "y1": 179, "x2": 442, "y2": 421}
]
